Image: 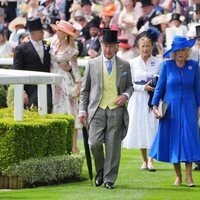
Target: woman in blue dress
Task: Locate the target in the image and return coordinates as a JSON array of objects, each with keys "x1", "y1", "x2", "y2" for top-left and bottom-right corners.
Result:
[{"x1": 149, "y1": 35, "x2": 200, "y2": 187}]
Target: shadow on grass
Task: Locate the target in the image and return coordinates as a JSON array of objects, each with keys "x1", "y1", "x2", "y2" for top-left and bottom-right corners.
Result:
[
  {"x1": 24, "y1": 176, "x2": 88, "y2": 188},
  {"x1": 115, "y1": 184, "x2": 199, "y2": 191}
]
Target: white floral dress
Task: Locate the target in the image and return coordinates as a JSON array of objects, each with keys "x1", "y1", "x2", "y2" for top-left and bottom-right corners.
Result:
[{"x1": 50, "y1": 38, "x2": 82, "y2": 128}]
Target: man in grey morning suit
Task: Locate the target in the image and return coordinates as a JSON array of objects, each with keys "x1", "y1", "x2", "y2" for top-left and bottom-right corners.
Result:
[{"x1": 79, "y1": 29, "x2": 133, "y2": 189}]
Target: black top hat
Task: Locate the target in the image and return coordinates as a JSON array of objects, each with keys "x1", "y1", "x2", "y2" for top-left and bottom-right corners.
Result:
[
  {"x1": 195, "y1": 4, "x2": 200, "y2": 12},
  {"x1": 170, "y1": 13, "x2": 182, "y2": 23},
  {"x1": 102, "y1": 30, "x2": 119, "y2": 44},
  {"x1": 140, "y1": 0, "x2": 153, "y2": 7},
  {"x1": 27, "y1": 17, "x2": 43, "y2": 32},
  {"x1": 196, "y1": 25, "x2": 200, "y2": 38},
  {"x1": 81, "y1": 0, "x2": 92, "y2": 6},
  {"x1": 88, "y1": 17, "x2": 100, "y2": 29}
]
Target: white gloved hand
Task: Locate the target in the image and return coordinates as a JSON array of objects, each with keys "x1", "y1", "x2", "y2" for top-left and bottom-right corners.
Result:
[{"x1": 0, "y1": 0, "x2": 8, "y2": 6}]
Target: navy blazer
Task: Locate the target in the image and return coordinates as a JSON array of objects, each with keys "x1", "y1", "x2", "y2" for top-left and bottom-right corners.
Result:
[{"x1": 83, "y1": 38, "x2": 101, "y2": 56}]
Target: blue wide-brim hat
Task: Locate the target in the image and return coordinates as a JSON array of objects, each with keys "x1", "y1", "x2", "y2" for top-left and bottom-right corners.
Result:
[{"x1": 163, "y1": 36, "x2": 196, "y2": 58}]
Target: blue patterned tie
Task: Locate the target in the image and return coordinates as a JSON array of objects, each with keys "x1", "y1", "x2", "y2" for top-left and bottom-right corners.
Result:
[{"x1": 106, "y1": 60, "x2": 112, "y2": 75}]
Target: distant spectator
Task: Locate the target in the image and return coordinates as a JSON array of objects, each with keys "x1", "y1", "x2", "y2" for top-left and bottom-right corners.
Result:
[
  {"x1": 137, "y1": 0, "x2": 163, "y2": 32},
  {"x1": 27, "y1": 0, "x2": 40, "y2": 18},
  {"x1": 8, "y1": 17, "x2": 26, "y2": 48},
  {"x1": 73, "y1": 10, "x2": 90, "y2": 41},
  {"x1": 81, "y1": 0, "x2": 96, "y2": 23},
  {"x1": 0, "y1": 0, "x2": 16, "y2": 22},
  {"x1": 185, "y1": 2, "x2": 200, "y2": 24},
  {"x1": 64, "y1": 0, "x2": 74, "y2": 20},
  {"x1": 17, "y1": 29, "x2": 29, "y2": 45},
  {"x1": 165, "y1": 13, "x2": 188, "y2": 50},
  {"x1": 0, "y1": 29, "x2": 13, "y2": 57},
  {"x1": 39, "y1": 0, "x2": 58, "y2": 26},
  {"x1": 0, "y1": 7, "x2": 9, "y2": 39},
  {"x1": 100, "y1": 3, "x2": 115, "y2": 30},
  {"x1": 118, "y1": 0, "x2": 143, "y2": 46},
  {"x1": 116, "y1": 36, "x2": 138, "y2": 60},
  {"x1": 83, "y1": 18, "x2": 101, "y2": 58}
]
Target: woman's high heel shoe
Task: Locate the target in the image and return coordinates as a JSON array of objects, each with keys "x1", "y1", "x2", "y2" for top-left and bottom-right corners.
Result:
[
  {"x1": 140, "y1": 162, "x2": 147, "y2": 170},
  {"x1": 186, "y1": 178, "x2": 195, "y2": 187},
  {"x1": 173, "y1": 178, "x2": 182, "y2": 186}
]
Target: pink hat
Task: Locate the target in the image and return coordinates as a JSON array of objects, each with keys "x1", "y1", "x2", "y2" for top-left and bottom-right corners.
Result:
[
  {"x1": 118, "y1": 36, "x2": 132, "y2": 49},
  {"x1": 50, "y1": 20, "x2": 77, "y2": 37}
]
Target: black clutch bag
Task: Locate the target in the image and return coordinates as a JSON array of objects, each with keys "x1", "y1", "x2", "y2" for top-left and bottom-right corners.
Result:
[{"x1": 147, "y1": 76, "x2": 158, "y2": 87}]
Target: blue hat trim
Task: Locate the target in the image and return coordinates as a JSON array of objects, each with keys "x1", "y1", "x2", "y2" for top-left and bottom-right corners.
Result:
[{"x1": 163, "y1": 36, "x2": 196, "y2": 58}]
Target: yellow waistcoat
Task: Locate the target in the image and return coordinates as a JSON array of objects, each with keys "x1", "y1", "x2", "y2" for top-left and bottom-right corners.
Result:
[{"x1": 99, "y1": 63, "x2": 118, "y2": 109}]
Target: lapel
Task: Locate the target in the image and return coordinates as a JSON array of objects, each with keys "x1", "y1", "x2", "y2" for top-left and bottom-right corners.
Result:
[
  {"x1": 99, "y1": 55, "x2": 103, "y2": 91},
  {"x1": 43, "y1": 41, "x2": 50, "y2": 65},
  {"x1": 116, "y1": 56, "x2": 123, "y2": 87}
]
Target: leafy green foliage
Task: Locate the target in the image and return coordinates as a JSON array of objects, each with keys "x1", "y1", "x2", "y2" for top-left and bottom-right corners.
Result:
[
  {"x1": 0, "y1": 119, "x2": 68, "y2": 171},
  {"x1": 6, "y1": 85, "x2": 14, "y2": 107},
  {"x1": 2, "y1": 154, "x2": 84, "y2": 187},
  {"x1": 0, "y1": 85, "x2": 7, "y2": 108},
  {"x1": 0, "y1": 108, "x2": 75, "y2": 172}
]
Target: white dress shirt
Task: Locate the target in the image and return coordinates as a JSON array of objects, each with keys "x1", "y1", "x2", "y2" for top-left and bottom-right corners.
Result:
[{"x1": 30, "y1": 39, "x2": 44, "y2": 63}]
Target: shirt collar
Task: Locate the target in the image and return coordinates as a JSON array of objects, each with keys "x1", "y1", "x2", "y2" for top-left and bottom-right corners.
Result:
[
  {"x1": 103, "y1": 55, "x2": 115, "y2": 64},
  {"x1": 91, "y1": 36, "x2": 98, "y2": 41},
  {"x1": 30, "y1": 38, "x2": 43, "y2": 46}
]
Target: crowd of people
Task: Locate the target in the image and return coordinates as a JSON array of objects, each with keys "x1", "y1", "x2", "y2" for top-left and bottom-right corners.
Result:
[{"x1": 0, "y1": 0, "x2": 200, "y2": 190}]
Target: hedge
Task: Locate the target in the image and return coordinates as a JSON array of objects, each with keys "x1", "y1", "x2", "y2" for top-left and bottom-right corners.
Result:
[
  {"x1": 2, "y1": 154, "x2": 84, "y2": 187},
  {"x1": 0, "y1": 108, "x2": 75, "y2": 155},
  {"x1": 0, "y1": 118, "x2": 68, "y2": 172},
  {"x1": 0, "y1": 108, "x2": 75, "y2": 172}
]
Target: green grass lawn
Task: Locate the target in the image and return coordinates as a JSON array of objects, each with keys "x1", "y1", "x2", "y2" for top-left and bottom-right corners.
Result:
[{"x1": 1, "y1": 143, "x2": 200, "y2": 200}]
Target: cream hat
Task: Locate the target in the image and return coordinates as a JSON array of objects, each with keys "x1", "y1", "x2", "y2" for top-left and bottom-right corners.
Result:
[
  {"x1": 152, "y1": 13, "x2": 185, "y2": 26},
  {"x1": 8, "y1": 17, "x2": 26, "y2": 32}
]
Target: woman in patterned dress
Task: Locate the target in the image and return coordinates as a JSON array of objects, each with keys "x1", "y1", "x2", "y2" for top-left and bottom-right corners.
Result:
[{"x1": 50, "y1": 20, "x2": 82, "y2": 153}]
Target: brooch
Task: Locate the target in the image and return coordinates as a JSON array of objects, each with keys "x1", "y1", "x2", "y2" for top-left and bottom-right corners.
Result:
[{"x1": 188, "y1": 66, "x2": 192, "y2": 70}]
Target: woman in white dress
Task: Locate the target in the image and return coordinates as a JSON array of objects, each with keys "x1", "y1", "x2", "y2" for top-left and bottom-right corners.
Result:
[
  {"x1": 50, "y1": 20, "x2": 82, "y2": 153},
  {"x1": 123, "y1": 27, "x2": 162, "y2": 171},
  {"x1": 0, "y1": 30, "x2": 13, "y2": 57},
  {"x1": 118, "y1": 0, "x2": 143, "y2": 46}
]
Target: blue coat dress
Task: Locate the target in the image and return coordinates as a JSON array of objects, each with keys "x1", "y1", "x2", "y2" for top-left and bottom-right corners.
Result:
[{"x1": 149, "y1": 59, "x2": 200, "y2": 163}]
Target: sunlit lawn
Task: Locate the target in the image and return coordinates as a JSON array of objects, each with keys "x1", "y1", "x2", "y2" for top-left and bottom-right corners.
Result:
[{"x1": 1, "y1": 142, "x2": 200, "y2": 200}]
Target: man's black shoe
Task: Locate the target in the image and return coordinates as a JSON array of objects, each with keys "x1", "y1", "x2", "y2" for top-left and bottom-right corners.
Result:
[
  {"x1": 104, "y1": 182, "x2": 114, "y2": 189},
  {"x1": 95, "y1": 169, "x2": 103, "y2": 187}
]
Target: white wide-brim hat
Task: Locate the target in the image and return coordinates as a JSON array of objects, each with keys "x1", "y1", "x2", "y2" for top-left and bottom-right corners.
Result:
[
  {"x1": 151, "y1": 13, "x2": 185, "y2": 26},
  {"x1": 8, "y1": 17, "x2": 26, "y2": 32}
]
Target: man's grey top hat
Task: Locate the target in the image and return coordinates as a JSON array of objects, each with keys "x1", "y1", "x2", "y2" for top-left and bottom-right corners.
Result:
[
  {"x1": 102, "y1": 29, "x2": 119, "y2": 44},
  {"x1": 196, "y1": 25, "x2": 200, "y2": 39},
  {"x1": 27, "y1": 17, "x2": 43, "y2": 32}
]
